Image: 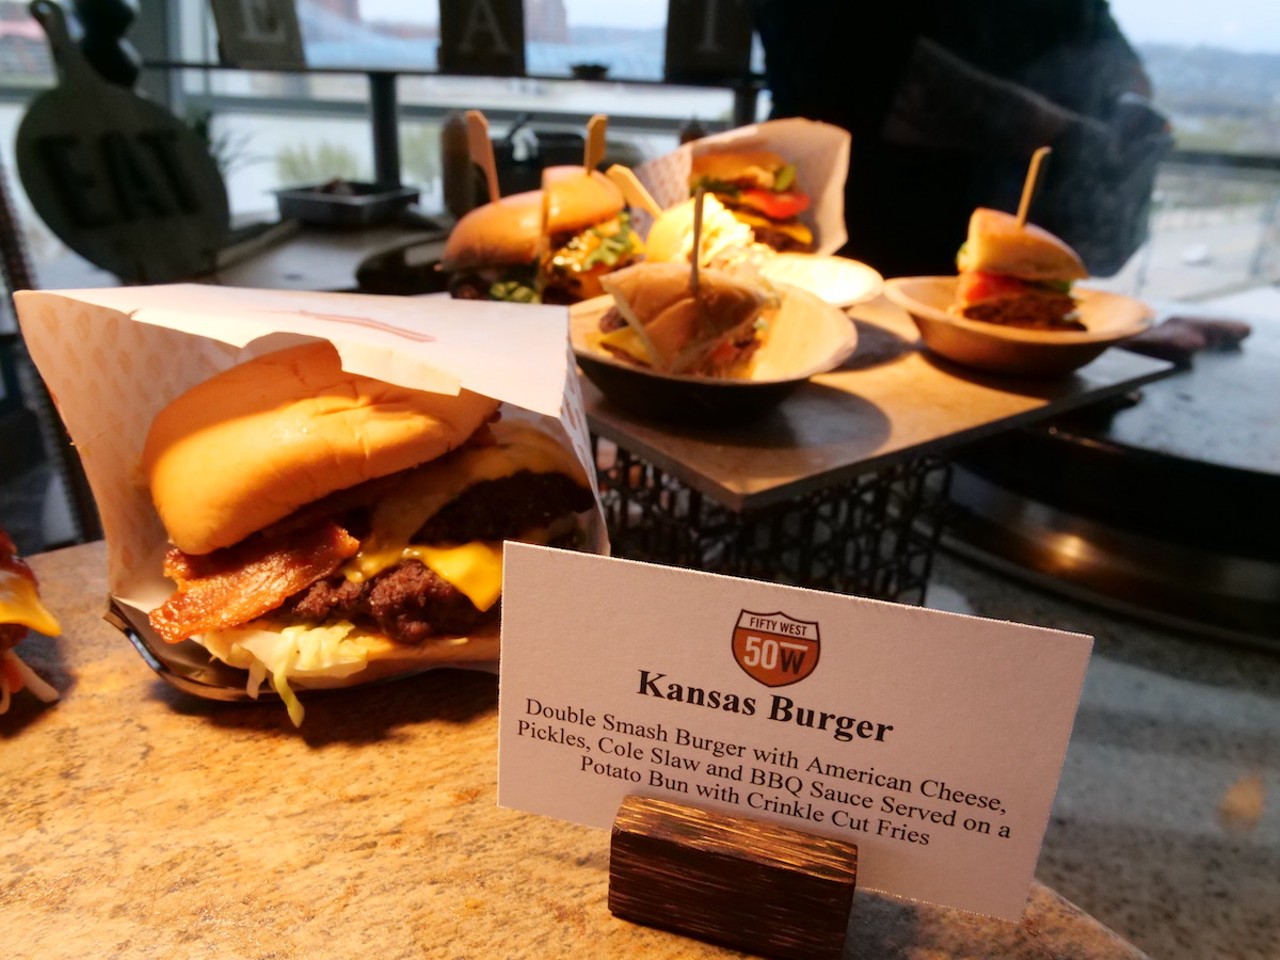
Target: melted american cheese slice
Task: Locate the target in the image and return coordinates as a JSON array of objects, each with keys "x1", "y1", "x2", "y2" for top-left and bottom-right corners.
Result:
[
  {"x1": 731, "y1": 209, "x2": 813, "y2": 246},
  {"x1": 0, "y1": 568, "x2": 61, "y2": 636},
  {"x1": 340, "y1": 422, "x2": 587, "y2": 611},
  {"x1": 595, "y1": 325, "x2": 655, "y2": 366}
]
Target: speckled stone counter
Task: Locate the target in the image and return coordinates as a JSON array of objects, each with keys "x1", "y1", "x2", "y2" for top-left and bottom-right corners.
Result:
[
  {"x1": 928, "y1": 551, "x2": 1280, "y2": 960},
  {"x1": 4, "y1": 542, "x2": 1152, "y2": 960}
]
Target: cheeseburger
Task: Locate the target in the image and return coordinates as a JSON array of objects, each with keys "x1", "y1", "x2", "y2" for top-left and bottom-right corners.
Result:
[
  {"x1": 953, "y1": 208, "x2": 1089, "y2": 331},
  {"x1": 689, "y1": 149, "x2": 813, "y2": 253},
  {"x1": 442, "y1": 166, "x2": 643, "y2": 304},
  {"x1": 594, "y1": 261, "x2": 776, "y2": 377},
  {"x1": 0, "y1": 528, "x2": 61, "y2": 713},
  {"x1": 142, "y1": 341, "x2": 595, "y2": 724}
]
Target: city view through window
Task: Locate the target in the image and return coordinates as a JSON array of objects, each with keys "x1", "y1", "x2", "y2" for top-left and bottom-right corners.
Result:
[{"x1": 0, "y1": 0, "x2": 1276, "y2": 305}]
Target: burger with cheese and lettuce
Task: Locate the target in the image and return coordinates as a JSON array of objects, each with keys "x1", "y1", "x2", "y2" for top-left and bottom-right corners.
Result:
[
  {"x1": 442, "y1": 166, "x2": 644, "y2": 304},
  {"x1": 952, "y1": 207, "x2": 1089, "y2": 330},
  {"x1": 142, "y1": 341, "x2": 596, "y2": 724},
  {"x1": 689, "y1": 149, "x2": 813, "y2": 253}
]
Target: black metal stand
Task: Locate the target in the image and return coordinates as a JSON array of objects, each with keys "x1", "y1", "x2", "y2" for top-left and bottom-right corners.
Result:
[{"x1": 593, "y1": 437, "x2": 953, "y2": 605}]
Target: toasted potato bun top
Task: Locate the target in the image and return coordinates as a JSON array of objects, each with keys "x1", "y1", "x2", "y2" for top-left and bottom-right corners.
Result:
[
  {"x1": 442, "y1": 166, "x2": 626, "y2": 270},
  {"x1": 442, "y1": 189, "x2": 543, "y2": 269},
  {"x1": 143, "y1": 341, "x2": 501, "y2": 555},
  {"x1": 956, "y1": 208, "x2": 1088, "y2": 282}
]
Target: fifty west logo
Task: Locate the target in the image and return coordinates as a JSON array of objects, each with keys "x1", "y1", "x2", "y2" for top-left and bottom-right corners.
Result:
[{"x1": 731, "y1": 610, "x2": 820, "y2": 687}]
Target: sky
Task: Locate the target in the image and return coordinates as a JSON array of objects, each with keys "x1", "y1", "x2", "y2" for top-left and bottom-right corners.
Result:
[
  {"x1": 1109, "y1": 0, "x2": 1280, "y2": 54},
  {"x1": 355, "y1": 0, "x2": 1280, "y2": 55}
]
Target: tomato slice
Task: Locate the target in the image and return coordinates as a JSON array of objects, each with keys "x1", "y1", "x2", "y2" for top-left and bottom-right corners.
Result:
[
  {"x1": 736, "y1": 187, "x2": 811, "y2": 221},
  {"x1": 956, "y1": 271, "x2": 1031, "y2": 305}
]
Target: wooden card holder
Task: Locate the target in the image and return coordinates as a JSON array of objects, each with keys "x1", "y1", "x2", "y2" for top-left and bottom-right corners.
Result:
[{"x1": 609, "y1": 796, "x2": 858, "y2": 960}]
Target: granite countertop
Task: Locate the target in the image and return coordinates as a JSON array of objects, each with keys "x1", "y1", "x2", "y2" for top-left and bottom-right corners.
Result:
[
  {"x1": 3, "y1": 541, "x2": 1156, "y2": 960},
  {"x1": 928, "y1": 552, "x2": 1280, "y2": 960}
]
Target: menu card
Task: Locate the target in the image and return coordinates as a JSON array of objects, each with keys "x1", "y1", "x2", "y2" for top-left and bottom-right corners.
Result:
[{"x1": 498, "y1": 545, "x2": 1092, "y2": 921}]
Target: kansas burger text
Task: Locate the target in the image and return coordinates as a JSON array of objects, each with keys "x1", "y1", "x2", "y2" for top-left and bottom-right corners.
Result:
[{"x1": 636, "y1": 669, "x2": 893, "y2": 743}]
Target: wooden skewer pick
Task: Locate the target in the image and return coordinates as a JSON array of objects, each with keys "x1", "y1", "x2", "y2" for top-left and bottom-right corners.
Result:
[
  {"x1": 465, "y1": 109, "x2": 501, "y2": 204},
  {"x1": 585, "y1": 113, "x2": 608, "y2": 172},
  {"x1": 605, "y1": 164, "x2": 664, "y2": 220},
  {"x1": 534, "y1": 166, "x2": 553, "y2": 301},
  {"x1": 691, "y1": 184, "x2": 705, "y2": 297},
  {"x1": 1016, "y1": 146, "x2": 1051, "y2": 227}
]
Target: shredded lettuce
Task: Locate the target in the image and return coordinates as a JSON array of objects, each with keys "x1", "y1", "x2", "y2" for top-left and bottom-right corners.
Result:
[
  {"x1": 692, "y1": 177, "x2": 742, "y2": 198},
  {"x1": 694, "y1": 164, "x2": 797, "y2": 194},
  {"x1": 1036, "y1": 278, "x2": 1075, "y2": 294},
  {"x1": 199, "y1": 621, "x2": 389, "y2": 727}
]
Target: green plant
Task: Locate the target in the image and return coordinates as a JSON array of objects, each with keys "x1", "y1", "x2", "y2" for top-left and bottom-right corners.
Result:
[
  {"x1": 275, "y1": 142, "x2": 363, "y2": 186},
  {"x1": 187, "y1": 109, "x2": 258, "y2": 178},
  {"x1": 400, "y1": 124, "x2": 441, "y2": 190}
]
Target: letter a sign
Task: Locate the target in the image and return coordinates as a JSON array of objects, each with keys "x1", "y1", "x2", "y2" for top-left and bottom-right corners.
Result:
[
  {"x1": 731, "y1": 610, "x2": 820, "y2": 687},
  {"x1": 439, "y1": 0, "x2": 526, "y2": 76}
]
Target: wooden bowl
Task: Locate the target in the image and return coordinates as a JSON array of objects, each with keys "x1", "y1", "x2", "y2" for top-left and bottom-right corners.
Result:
[
  {"x1": 571, "y1": 283, "x2": 857, "y2": 423},
  {"x1": 883, "y1": 276, "x2": 1154, "y2": 377}
]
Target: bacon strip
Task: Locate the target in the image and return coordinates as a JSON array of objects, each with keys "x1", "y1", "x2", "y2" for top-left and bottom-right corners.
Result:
[{"x1": 149, "y1": 521, "x2": 359, "y2": 645}]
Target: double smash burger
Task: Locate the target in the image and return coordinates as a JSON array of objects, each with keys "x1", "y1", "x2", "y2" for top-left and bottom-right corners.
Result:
[
  {"x1": 442, "y1": 166, "x2": 644, "y2": 304},
  {"x1": 143, "y1": 341, "x2": 596, "y2": 724}
]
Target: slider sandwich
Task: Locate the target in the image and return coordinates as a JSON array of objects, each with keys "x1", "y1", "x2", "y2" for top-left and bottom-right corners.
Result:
[
  {"x1": 689, "y1": 150, "x2": 813, "y2": 253},
  {"x1": 953, "y1": 208, "x2": 1089, "y2": 331},
  {"x1": 143, "y1": 341, "x2": 596, "y2": 724},
  {"x1": 594, "y1": 261, "x2": 776, "y2": 377},
  {"x1": 442, "y1": 167, "x2": 643, "y2": 304},
  {"x1": 0, "y1": 529, "x2": 61, "y2": 713}
]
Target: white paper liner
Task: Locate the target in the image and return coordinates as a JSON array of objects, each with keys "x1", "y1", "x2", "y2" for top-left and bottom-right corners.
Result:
[{"x1": 634, "y1": 117, "x2": 852, "y2": 255}]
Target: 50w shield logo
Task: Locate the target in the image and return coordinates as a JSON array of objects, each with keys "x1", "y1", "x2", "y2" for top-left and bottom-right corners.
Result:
[{"x1": 732, "y1": 610, "x2": 820, "y2": 687}]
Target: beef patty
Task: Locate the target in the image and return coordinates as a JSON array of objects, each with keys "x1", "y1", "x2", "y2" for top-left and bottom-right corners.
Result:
[{"x1": 280, "y1": 471, "x2": 594, "y2": 644}]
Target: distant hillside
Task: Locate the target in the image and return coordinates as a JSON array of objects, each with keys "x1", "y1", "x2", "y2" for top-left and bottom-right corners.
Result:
[{"x1": 1138, "y1": 43, "x2": 1280, "y2": 152}]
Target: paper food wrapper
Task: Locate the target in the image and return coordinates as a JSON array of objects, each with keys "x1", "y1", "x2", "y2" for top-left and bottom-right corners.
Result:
[
  {"x1": 634, "y1": 117, "x2": 851, "y2": 255},
  {"x1": 13, "y1": 283, "x2": 609, "y2": 666}
]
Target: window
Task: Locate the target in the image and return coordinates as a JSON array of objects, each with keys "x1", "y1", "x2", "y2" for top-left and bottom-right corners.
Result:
[
  {"x1": 1097, "y1": 0, "x2": 1280, "y2": 301},
  {"x1": 170, "y1": 0, "x2": 744, "y2": 216},
  {"x1": 0, "y1": 0, "x2": 1275, "y2": 303}
]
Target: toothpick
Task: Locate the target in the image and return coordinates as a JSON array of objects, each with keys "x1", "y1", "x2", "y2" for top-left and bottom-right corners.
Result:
[
  {"x1": 585, "y1": 114, "x2": 607, "y2": 172},
  {"x1": 605, "y1": 164, "x2": 663, "y2": 220},
  {"x1": 465, "y1": 109, "x2": 501, "y2": 204},
  {"x1": 1016, "y1": 146, "x2": 1051, "y2": 227},
  {"x1": 691, "y1": 184, "x2": 705, "y2": 297},
  {"x1": 535, "y1": 166, "x2": 553, "y2": 301}
]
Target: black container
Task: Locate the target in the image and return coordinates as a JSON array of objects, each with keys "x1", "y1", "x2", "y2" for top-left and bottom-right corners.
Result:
[{"x1": 276, "y1": 182, "x2": 419, "y2": 227}]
